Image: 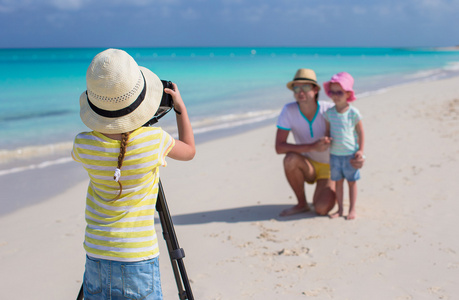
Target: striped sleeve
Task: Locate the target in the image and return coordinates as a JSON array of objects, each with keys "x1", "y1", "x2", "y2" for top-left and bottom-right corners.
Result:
[
  {"x1": 351, "y1": 107, "x2": 362, "y2": 126},
  {"x1": 71, "y1": 132, "x2": 87, "y2": 162},
  {"x1": 158, "y1": 128, "x2": 175, "y2": 167},
  {"x1": 323, "y1": 109, "x2": 330, "y2": 122}
]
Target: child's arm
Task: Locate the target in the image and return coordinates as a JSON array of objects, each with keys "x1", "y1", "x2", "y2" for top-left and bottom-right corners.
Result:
[
  {"x1": 355, "y1": 120, "x2": 365, "y2": 159},
  {"x1": 325, "y1": 120, "x2": 331, "y2": 138},
  {"x1": 165, "y1": 83, "x2": 196, "y2": 161}
]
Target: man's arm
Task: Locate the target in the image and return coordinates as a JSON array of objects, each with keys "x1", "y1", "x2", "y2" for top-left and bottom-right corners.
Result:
[
  {"x1": 275, "y1": 128, "x2": 331, "y2": 155},
  {"x1": 325, "y1": 120, "x2": 330, "y2": 138}
]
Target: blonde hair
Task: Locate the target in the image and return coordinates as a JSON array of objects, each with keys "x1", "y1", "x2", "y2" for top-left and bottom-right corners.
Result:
[{"x1": 112, "y1": 132, "x2": 130, "y2": 201}]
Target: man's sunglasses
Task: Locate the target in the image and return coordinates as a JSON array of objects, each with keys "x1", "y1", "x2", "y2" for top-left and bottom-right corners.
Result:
[{"x1": 293, "y1": 84, "x2": 314, "y2": 94}]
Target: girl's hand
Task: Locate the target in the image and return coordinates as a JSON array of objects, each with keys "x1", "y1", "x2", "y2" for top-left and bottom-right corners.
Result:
[
  {"x1": 313, "y1": 137, "x2": 332, "y2": 152},
  {"x1": 350, "y1": 151, "x2": 365, "y2": 169},
  {"x1": 164, "y1": 82, "x2": 185, "y2": 112},
  {"x1": 354, "y1": 150, "x2": 364, "y2": 159}
]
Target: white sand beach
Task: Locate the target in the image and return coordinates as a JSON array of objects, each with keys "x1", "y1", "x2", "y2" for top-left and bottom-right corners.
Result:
[{"x1": 1, "y1": 75, "x2": 459, "y2": 299}]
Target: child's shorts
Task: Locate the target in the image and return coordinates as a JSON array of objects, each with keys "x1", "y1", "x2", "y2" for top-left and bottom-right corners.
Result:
[
  {"x1": 84, "y1": 255, "x2": 163, "y2": 300},
  {"x1": 330, "y1": 154, "x2": 360, "y2": 182}
]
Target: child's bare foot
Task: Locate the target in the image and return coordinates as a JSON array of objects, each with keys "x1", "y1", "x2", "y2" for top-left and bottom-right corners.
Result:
[
  {"x1": 329, "y1": 211, "x2": 343, "y2": 219},
  {"x1": 280, "y1": 204, "x2": 311, "y2": 217},
  {"x1": 346, "y1": 210, "x2": 357, "y2": 220}
]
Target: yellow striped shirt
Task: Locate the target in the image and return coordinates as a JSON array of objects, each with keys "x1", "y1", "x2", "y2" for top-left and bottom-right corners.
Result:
[{"x1": 72, "y1": 127, "x2": 175, "y2": 261}]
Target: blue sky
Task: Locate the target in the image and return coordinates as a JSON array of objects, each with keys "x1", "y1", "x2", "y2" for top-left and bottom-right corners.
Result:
[{"x1": 1, "y1": 0, "x2": 459, "y2": 48}]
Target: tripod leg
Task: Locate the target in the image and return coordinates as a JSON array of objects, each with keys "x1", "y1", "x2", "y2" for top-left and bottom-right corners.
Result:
[
  {"x1": 156, "y1": 179, "x2": 194, "y2": 300},
  {"x1": 76, "y1": 283, "x2": 84, "y2": 300},
  {"x1": 158, "y1": 212, "x2": 186, "y2": 298}
]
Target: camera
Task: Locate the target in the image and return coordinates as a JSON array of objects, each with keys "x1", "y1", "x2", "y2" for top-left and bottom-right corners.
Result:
[
  {"x1": 144, "y1": 80, "x2": 174, "y2": 126},
  {"x1": 156, "y1": 80, "x2": 174, "y2": 116}
]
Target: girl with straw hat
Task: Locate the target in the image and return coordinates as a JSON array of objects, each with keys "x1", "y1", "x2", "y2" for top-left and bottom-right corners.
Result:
[{"x1": 72, "y1": 48, "x2": 195, "y2": 299}]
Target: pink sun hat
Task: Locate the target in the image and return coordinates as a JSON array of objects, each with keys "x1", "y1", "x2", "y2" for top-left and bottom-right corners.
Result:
[{"x1": 323, "y1": 72, "x2": 356, "y2": 102}]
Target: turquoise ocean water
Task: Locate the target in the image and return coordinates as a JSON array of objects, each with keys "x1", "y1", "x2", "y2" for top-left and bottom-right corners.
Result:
[{"x1": 1, "y1": 47, "x2": 459, "y2": 170}]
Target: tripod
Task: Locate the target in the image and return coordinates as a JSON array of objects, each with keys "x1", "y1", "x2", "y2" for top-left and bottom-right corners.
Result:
[{"x1": 76, "y1": 179, "x2": 194, "y2": 300}]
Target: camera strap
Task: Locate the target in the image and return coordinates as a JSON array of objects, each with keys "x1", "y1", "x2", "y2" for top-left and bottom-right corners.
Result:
[{"x1": 143, "y1": 107, "x2": 172, "y2": 126}]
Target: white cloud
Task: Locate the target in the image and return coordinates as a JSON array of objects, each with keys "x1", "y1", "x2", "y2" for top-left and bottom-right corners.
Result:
[
  {"x1": 0, "y1": 0, "x2": 33, "y2": 12},
  {"x1": 418, "y1": 0, "x2": 445, "y2": 8},
  {"x1": 45, "y1": 12, "x2": 69, "y2": 27},
  {"x1": 0, "y1": 0, "x2": 88, "y2": 12},
  {"x1": 352, "y1": 6, "x2": 366, "y2": 15},
  {"x1": 48, "y1": 0, "x2": 87, "y2": 11},
  {"x1": 242, "y1": 4, "x2": 270, "y2": 23},
  {"x1": 180, "y1": 7, "x2": 200, "y2": 20},
  {"x1": 221, "y1": 0, "x2": 243, "y2": 4},
  {"x1": 127, "y1": 0, "x2": 180, "y2": 6},
  {"x1": 0, "y1": 5, "x2": 13, "y2": 12},
  {"x1": 46, "y1": 0, "x2": 181, "y2": 12},
  {"x1": 269, "y1": 5, "x2": 341, "y2": 24},
  {"x1": 415, "y1": 0, "x2": 459, "y2": 15}
]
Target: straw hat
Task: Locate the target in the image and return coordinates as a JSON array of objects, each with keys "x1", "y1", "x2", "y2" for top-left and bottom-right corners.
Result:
[
  {"x1": 79, "y1": 48, "x2": 163, "y2": 133},
  {"x1": 286, "y1": 68, "x2": 321, "y2": 91}
]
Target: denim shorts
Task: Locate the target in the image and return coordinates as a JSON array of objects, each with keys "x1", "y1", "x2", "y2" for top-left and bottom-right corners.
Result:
[
  {"x1": 330, "y1": 154, "x2": 360, "y2": 182},
  {"x1": 84, "y1": 255, "x2": 163, "y2": 300}
]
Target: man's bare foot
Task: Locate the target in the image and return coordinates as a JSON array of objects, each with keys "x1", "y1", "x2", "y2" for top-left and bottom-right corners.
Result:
[
  {"x1": 346, "y1": 210, "x2": 356, "y2": 220},
  {"x1": 329, "y1": 211, "x2": 343, "y2": 219},
  {"x1": 280, "y1": 204, "x2": 311, "y2": 217}
]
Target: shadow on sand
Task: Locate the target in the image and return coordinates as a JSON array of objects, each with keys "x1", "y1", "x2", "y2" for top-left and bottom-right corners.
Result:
[{"x1": 165, "y1": 204, "x2": 325, "y2": 225}]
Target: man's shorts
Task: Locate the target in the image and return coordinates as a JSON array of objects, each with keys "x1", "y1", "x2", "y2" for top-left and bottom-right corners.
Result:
[
  {"x1": 307, "y1": 159, "x2": 331, "y2": 184},
  {"x1": 330, "y1": 154, "x2": 361, "y2": 182}
]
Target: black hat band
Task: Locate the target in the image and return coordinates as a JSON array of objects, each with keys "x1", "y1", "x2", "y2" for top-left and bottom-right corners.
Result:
[
  {"x1": 87, "y1": 73, "x2": 147, "y2": 118},
  {"x1": 294, "y1": 77, "x2": 317, "y2": 83}
]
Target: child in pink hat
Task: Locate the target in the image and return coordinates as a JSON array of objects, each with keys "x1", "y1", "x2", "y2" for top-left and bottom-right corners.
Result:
[
  {"x1": 323, "y1": 72, "x2": 356, "y2": 102},
  {"x1": 323, "y1": 72, "x2": 364, "y2": 220}
]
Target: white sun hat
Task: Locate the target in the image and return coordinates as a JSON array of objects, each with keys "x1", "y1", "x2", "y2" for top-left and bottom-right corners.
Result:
[{"x1": 79, "y1": 48, "x2": 163, "y2": 133}]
